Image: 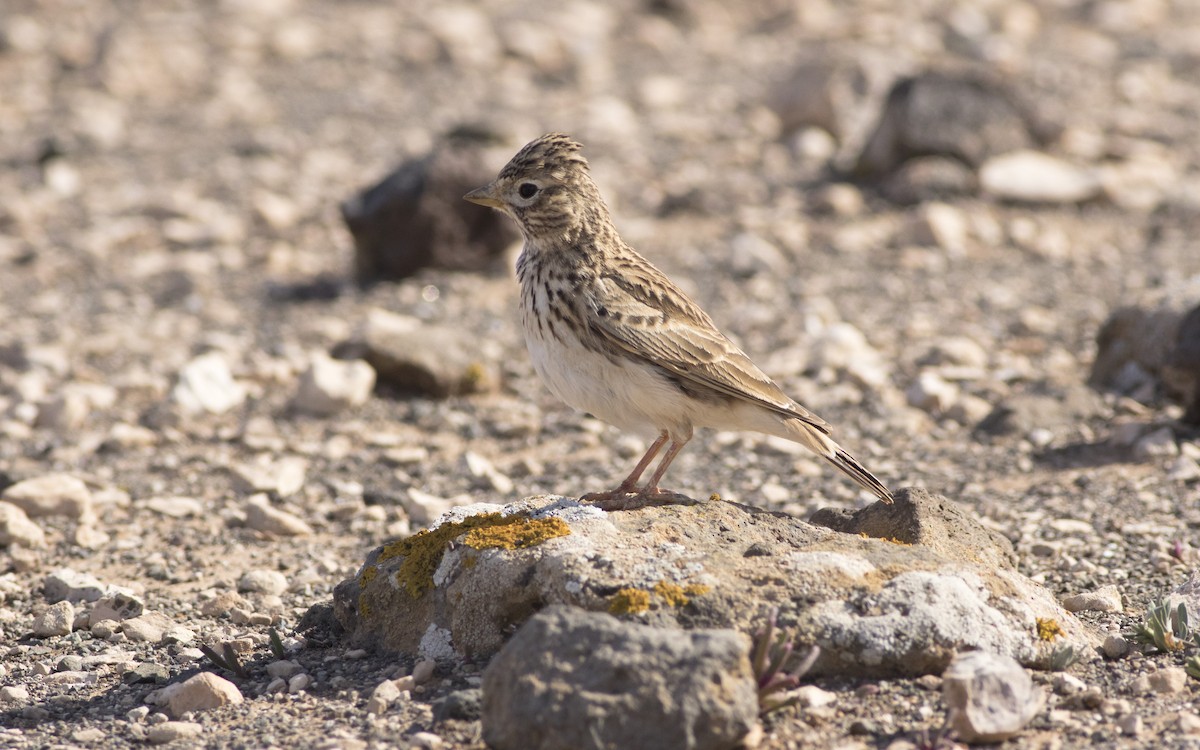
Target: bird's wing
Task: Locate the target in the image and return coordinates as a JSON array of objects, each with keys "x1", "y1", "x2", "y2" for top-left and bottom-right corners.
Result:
[{"x1": 587, "y1": 259, "x2": 831, "y2": 434}]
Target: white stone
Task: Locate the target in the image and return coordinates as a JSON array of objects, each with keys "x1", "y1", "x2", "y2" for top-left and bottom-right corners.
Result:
[
  {"x1": 1102, "y1": 634, "x2": 1130, "y2": 659},
  {"x1": 244, "y1": 494, "x2": 313, "y2": 536},
  {"x1": 0, "y1": 502, "x2": 45, "y2": 547},
  {"x1": 167, "y1": 672, "x2": 243, "y2": 716},
  {"x1": 906, "y1": 371, "x2": 959, "y2": 414},
  {"x1": 44, "y1": 568, "x2": 109, "y2": 603},
  {"x1": 287, "y1": 673, "x2": 311, "y2": 693},
  {"x1": 147, "y1": 721, "x2": 204, "y2": 744},
  {"x1": 292, "y1": 353, "x2": 375, "y2": 416},
  {"x1": 2, "y1": 474, "x2": 92, "y2": 519},
  {"x1": 1061, "y1": 585, "x2": 1123, "y2": 613},
  {"x1": 145, "y1": 496, "x2": 204, "y2": 518},
  {"x1": 980, "y1": 150, "x2": 1102, "y2": 204},
  {"x1": 172, "y1": 352, "x2": 245, "y2": 414},
  {"x1": 33, "y1": 600, "x2": 74, "y2": 637},
  {"x1": 266, "y1": 660, "x2": 301, "y2": 679},
  {"x1": 943, "y1": 651, "x2": 1045, "y2": 743},
  {"x1": 793, "y1": 685, "x2": 836, "y2": 708},
  {"x1": 238, "y1": 569, "x2": 288, "y2": 596},
  {"x1": 231, "y1": 456, "x2": 308, "y2": 497},
  {"x1": 0, "y1": 685, "x2": 29, "y2": 703},
  {"x1": 411, "y1": 659, "x2": 436, "y2": 685},
  {"x1": 1135, "y1": 427, "x2": 1178, "y2": 459},
  {"x1": 1148, "y1": 667, "x2": 1188, "y2": 694},
  {"x1": 908, "y1": 202, "x2": 968, "y2": 252}
]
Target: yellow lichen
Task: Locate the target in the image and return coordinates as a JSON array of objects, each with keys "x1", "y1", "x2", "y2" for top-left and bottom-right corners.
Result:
[
  {"x1": 358, "y1": 566, "x2": 378, "y2": 587},
  {"x1": 461, "y1": 516, "x2": 571, "y2": 550},
  {"x1": 609, "y1": 588, "x2": 652, "y2": 615},
  {"x1": 1037, "y1": 617, "x2": 1064, "y2": 641},
  {"x1": 654, "y1": 581, "x2": 690, "y2": 607},
  {"x1": 709, "y1": 493, "x2": 722, "y2": 502},
  {"x1": 683, "y1": 584, "x2": 711, "y2": 597},
  {"x1": 376, "y1": 512, "x2": 571, "y2": 599}
]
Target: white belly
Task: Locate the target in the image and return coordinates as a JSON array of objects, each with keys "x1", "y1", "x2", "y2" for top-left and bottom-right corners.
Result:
[{"x1": 523, "y1": 317, "x2": 695, "y2": 439}]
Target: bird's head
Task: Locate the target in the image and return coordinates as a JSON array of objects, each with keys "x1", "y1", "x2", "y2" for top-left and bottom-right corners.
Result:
[{"x1": 464, "y1": 133, "x2": 608, "y2": 243}]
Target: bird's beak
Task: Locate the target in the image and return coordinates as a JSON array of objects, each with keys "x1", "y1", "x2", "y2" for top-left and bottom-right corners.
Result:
[{"x1": 463, "y1": 184, "x2": 503, "y2": 209}]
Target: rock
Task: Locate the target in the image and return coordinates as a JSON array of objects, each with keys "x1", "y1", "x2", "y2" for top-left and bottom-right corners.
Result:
[
  {"x1": 809, "y1": 487, "x2": 1017, "y2": 569},
  {"x1": 794, "y1": 685, "x2": 836, "y2": 708},
  {"x1": 144, "y1": 496, "x2": 204, "y2": 518},
  {"x1": 0, "y1": 685, "x2": 29, "y2": 703},
  {"x1": 166, "y1": 672, "x2": 244, "y2": 717},
  {"x1": 287, "y1": 673, "x2": 311, "y2": 693},
  {"x1": 91, "y1": 593, "x2": 146, "y2": 622},
  {"x1": 1061, "y1": 585, "x2": 1122, "y2": 613},
  {"x1": 238, "y1": 569, "x2": 288, "y2": 596},
  {"x1": 942, "y1": 651, "x2": 1045, "y2": 743},
  {"x1": 347, "y1": 308, "x2": 495, "y2": 398},
  {"x1": 434, "y1": 689, "x2": 482, "y2": 722},
  {"x1": 367, "y1": 678, "x2": 404, "y2": 714},
  {"x1": 35, "y1": 389, "x2": 91, "y2": 431},
  {"x1": 1134, "y1": 426, "x2": 1179, "y2": 458},
  {"x1": 906, "y1": 202, "x2": 969, "y2": 252},
  {"x1": 172, "y1": 351, "x2": 245, "y2": 414},
  {"x1": 243, "y1": 494, "x2": 314, "y2": 536},
  {"x1": 44, "y1": 568, "x2": 110, "y2": 603},
  {"x1": 905, "y1": 371, "x2": 959, "y2": 414},
  {"x1": 411, "y1": 658, "x2": 436, "y2": 685},
  {"x1": 769, "y1": 59, "x2": 865, "y2": 139},
  {"x1": 122, "y1": 613, "x2": 173, "y2": 643},
  {"x1": 1089, "y1": 276, "x2": 1200, "y2": 423},
  {"x1": 809, "y1": 322, "x2": 891, "y2": 390},
  {"x1": 230, "y1": 457, "x2": 308, "y2": 497},
  {"x1": 1102, "y1": 634, "x2": 1130, "y2": 659},
  {"x1": 341, "y1": 130, "x2": 519, "y2": 285},
  {"x1": 481, "y1": 606, "x2": 758, "y2": 750},
  {"x1": 2, "y1": 473, "x2": 93, "y2": 519},
  {"x1": 856, "y1": 72, "x2": 1037, "y2": 177},
  {"x1": 0, "y1": 501, "x2": 45, "y2": 547},
  {"x1": 1148, "y1": 667, "x2": 1189, "y2": 694},
  {"x1": 979, "y1": 150, "x2": 1102, "y2": 204},
  {"x1": 880, "y1": 156, "x2": 977, "y2": 205},
  {"x1": 1179, "y1": 712, "x2": 1200, "y2": 734},
  {"x1": 975, "y1": 387, "x2": 1105, "y2": 437},
  {"x1": 33, "y1": 600, "x2": 74, "y2": 637},
  {"x1": 146, "y1": 721, "x2": 204, "y2": 744},
  {"x1": 334, "y1": 493, "x2": 1093, "y2": 676},
  {"x1": 292, "y1": 353, "x2": 375, "y2": 416}
]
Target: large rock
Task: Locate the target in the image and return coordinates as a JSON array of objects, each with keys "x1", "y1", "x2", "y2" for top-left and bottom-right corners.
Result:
[
  {"x1": 342, "y1": 308, "x2": 496, "y2": 398},
  {"x1": 1089, "y1": 275, "x2": 1200, "y2": 424},
  {"x1": 334, "y1": 491, "x2": 1097, "y2": 676},
  {"x1": 341, "y1": 129, "x2": 520, "y2": 285},
  {"x1": 855, "y1": 72, "x2": 1039, "y2": 178},
  {"x1": 943, "y1": 651, "x2": 1045, "y2": 743},
  {"x1": 481, "y1": 606, "x2": 757, "y2": 750}
]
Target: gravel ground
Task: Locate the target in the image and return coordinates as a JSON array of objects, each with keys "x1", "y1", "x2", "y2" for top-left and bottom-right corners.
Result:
[{"x1": 2, "y1": 0, "x2": 1200, "y2": 748}]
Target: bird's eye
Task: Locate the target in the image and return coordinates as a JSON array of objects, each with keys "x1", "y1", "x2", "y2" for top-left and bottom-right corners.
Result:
[{"x1": 518, "y1": 183, "x2": 539, "y2": 199}]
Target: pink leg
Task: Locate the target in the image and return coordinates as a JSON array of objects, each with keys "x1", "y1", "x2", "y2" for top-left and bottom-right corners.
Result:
[{"x1": 613, "y1": 431, "x2": 669, "y2": 492}]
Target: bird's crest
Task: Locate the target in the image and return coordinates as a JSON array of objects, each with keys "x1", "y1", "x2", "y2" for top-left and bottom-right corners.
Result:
[{"x1": 499, "y1": 133, "x2": 589, "y2": 180}]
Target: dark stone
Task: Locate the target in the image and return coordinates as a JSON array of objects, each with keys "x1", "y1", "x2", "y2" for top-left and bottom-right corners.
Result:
[
  {"x1": 481, "y1": 606, "x2": 757, "y2": 750},
  {"x1": 123, "y1": 662, "x2": 170, "y2": 684},
  {"x1": 434, "y1": 688, "x2": 482, "y2": 722},
  {"x1": 855, "y1": 72, "x2": 1039, "y2": 179},
  {"x1": 879, "y1": 155, "x2": 977, "y2": 205},
  {"x1": 341, "y1": 129, "x2": 519, "y2": 285}
]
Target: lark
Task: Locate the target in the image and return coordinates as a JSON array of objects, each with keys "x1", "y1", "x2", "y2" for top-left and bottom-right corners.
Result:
[{"x1": 465, "y1": 134, "x2": 892, "y2": 509}]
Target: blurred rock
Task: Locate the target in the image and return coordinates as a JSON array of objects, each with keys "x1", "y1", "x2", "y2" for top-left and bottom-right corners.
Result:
[
  {"x1": 906, "y1": 371, "x2": 960, "y2": 414},
  {"x1": 1090, "y1": 278, "x2": 1200, "y2": 424},
  {"x1": 2, "y1": 473, "x2": 93, "y2": 520},
  {"x1": 1061, "y1": 585, "x2": 1123, "y2": 613},
  {"x1": 172, "y1": 352, "x2": 245, "y2": 415},
  {"x1": 979, "y1": 150, "x2": 1102, "y2": 204},
  {"x1": 342, "y1": 130, "x2": 519, "y2": 285},
  {"x1": 770, "y1": 59, "x2": 867, "y2": 140},
  {"x1": 292, "y1": 353, "x2": 375, "y2": 416},
  {"x1": 880, "y1": 155, "x2": 976, "y2": 205},
  {"x1": 162, "y1": 672, "x2": 244, "y2": 717},
  {"x1": 481, "y1": 606, "x2": 758, "y2": 750},
  {"x1": 238, "y1": 569, "x2": 288, "y2": 596},
  {"x1": 943, "y1": 651, "x2": 1045, "y2": 743},
  {"x1": 244, "y1": 495, "x2": 314, "y2": 536},
  {"x1": 346, "y1": 308, "x2": 496, "y2": 397},
  {"x1": 0, "y1": 502, "x2": 45, "y2": 547},
  {"x1": 856, "y1": 72, "x2": 1036, "y2": 178},
  {"x1": 976, "y1": 387, "x2": 1105, "y2": 437},
  {"x1": 905, "y1": 202, "x2": 968, "y2": 252},
  {"x1": 44, "y1": 568, "x2": 111, "y2": 603}
]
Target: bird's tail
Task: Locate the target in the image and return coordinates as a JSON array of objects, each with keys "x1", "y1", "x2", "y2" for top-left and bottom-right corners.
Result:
[{"x1": 780, "y1": 418, "x2": 894, "y2": 503}]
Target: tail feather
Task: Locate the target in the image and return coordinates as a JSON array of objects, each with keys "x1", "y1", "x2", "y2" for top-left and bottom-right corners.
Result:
[
  {"x1": 827, "y1": 446, "x2": 893, "y2": 504},
  {"x1": 779, "y1": 417, "x2": 893, "y2": 503}
]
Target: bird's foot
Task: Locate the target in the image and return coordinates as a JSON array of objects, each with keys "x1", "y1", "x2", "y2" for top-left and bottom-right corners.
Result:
[{"x1": 580, "y1": 487, "x2": 700, "y2": 511}]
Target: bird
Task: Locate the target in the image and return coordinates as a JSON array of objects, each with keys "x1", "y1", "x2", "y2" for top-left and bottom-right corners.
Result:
[{"x1": 464, "y1": 133, "x2": 892, "y2": 510}]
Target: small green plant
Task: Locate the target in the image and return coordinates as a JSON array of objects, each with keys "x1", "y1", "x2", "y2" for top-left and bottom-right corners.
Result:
[
  {"x1": 1186, "y1": 654, "x2": 1200, "y2": 680},
  {"x1": 268, "y1": 628, "x2": 286, "y2": 660},
  {"x1": 1132, "y1": 598, "x2": 1191, "y2": 653},
  {"x1": 751, "y1": 608, "x2": 820, "y2": 716},
  {"x1": 1047, "y1": 644, "x2": 1079, "y2": 671},
  {"x1": 199, "y1": 642, "x2": 250, "y2": 678}
]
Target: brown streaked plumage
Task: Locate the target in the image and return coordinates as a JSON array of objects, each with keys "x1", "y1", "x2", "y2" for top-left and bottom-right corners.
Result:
[{"x1": 465, "y1": 133, "x2": 892, "y2": 509}]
